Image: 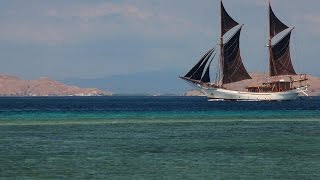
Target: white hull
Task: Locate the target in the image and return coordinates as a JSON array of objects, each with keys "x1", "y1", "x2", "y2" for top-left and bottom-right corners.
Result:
[{"x1": 199, "y1": 85, "x2": 307, "y2": 101}]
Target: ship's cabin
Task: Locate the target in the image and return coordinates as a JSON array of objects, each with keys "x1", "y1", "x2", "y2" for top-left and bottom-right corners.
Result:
[
  {"x1": 246, "y1": 80, "x2": 292, "y2": 93},
  {"x1": 246, "y1": 74, "x2": 308, "y2": 93}
]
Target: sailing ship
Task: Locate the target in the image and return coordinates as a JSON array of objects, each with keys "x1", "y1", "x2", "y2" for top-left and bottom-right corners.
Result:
[{"x1": 180, "y1": 0, "x2": 309, "y2": 101}]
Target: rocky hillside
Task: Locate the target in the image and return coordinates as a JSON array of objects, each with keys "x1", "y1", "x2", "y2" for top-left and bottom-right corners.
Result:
[
  {"x1": 184, "y1": 89, "x2": 206, "y2": 96},
  {"x1": 0, "y1": 75, "x2": 112, "y2": 96},
  {"x1": 185, "y1": 73, "x2": 320, "y2": 96}
]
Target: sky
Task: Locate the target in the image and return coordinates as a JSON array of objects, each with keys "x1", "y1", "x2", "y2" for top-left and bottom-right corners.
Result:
[{"x1": 0, "y1": 0, "x2": 319, "y2": 80}]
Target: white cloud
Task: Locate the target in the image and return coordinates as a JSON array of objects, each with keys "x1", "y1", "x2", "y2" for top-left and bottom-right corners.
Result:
[
  {"x1": 57, "y1": 3, "x2": 152, "y2": 21},
  {"x1": 47, "y1": 9, "x2": 58, "y2": 17},
  {"x1": 0, "y1": 22, "x2": 81, "y2": 45},
  {"x1": 0, "y1": 2, "x2": 200, "y2": 45},
  {"x1": 303, "y1": 14, "x2": 320, "y2": 24},
  {"x1": 302, "y1": 14, "x2": 320, "y2": 33},
  {"x1": 6, "y1": 10, "x2": 17, "y2": 16}
]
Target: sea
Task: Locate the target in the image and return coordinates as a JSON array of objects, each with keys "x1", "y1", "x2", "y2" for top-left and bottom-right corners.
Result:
[{"x1": 0, "y1": 96, "x2": 319, "y2": 179}]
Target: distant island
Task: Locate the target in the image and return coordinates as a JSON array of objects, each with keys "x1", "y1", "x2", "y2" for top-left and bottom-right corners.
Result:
[
  {"x1": 0, "y1": 75, "x2": 112, "y2": 96},
  {"x1": 185, "y1": 73, "x2": 320, "y2": 97}
]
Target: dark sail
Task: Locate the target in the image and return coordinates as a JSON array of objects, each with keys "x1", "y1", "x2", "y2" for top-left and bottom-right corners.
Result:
[
  {"x1": 222, "y1": 27, "x2": 251, "y2": 84},
  {"x1": 269, "y1": 5, "x2": 289, "y2": 39},
  {"x1": 184, "y1": 48, "x2": 214, "y2": 78},
  {"x1": 221, "y1": 1, "x2": 239, "y2": 36},
  {"x1": 201, "y1": 52, "x2": 216, "y2": 83},
  {"x1": 270, "y1": 30, "x2": 296, "y2": 76},
  {"x1": 190, "y1": 50, "x2": 215, "y2": 80}
]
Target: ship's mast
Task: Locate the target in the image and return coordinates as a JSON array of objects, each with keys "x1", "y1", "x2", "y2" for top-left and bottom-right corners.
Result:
[
  {"x1": 219, "y1": 0, "x2": 224, "y2": 87},
  {"x1": 268, "y1": 0, "x2": 272, "y2": 77}
]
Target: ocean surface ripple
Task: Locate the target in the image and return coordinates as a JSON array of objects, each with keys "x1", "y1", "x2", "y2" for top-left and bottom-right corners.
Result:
[{"x1": 0, "y1": 96, "x2": 319, "y2": 179}]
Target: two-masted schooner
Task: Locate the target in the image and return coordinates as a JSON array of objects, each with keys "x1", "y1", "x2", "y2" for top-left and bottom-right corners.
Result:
[{"x1": 181, "y1": 0, "x2": 309, "y2": 101}]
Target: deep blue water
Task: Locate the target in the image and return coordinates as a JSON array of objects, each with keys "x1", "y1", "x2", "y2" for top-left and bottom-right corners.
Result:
[{"x1": 0, "y1": 96, "x2": 319, "y2": 179}]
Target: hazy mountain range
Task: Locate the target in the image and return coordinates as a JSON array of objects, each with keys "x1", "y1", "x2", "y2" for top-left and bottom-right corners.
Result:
[{"x1": 62, "y1": 70, "x2": 189, "y2": 95}]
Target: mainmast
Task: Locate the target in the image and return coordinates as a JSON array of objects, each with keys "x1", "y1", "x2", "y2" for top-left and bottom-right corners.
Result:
[
  {"x1": 268, "y1": 1, "x2": 296, "y2": 77},
  {"x1": 268, "y1": 0, "x2": 272, "y2": 77},
  {"x1": 219, "y1": 0, "x2": 224, "y2": 87}
]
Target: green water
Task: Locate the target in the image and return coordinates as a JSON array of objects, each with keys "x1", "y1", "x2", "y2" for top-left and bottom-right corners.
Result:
[
  {"x1": 1, "y1": 122, "x2": 320, "y2": 179},
  {"x1": 0, "y1": 97, "x2": 319, "y2": 179}
]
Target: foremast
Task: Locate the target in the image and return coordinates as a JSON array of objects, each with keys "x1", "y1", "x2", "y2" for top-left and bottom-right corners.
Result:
[
  {"x1": 181, "y1": 0, "x2": 252, "y2": 87},
  {"x1": 219, "y1": 0, "x2": 251, "y2": 86},
  {"x1": 218, "y1": 0, "x2": 224, "y2": 87}
]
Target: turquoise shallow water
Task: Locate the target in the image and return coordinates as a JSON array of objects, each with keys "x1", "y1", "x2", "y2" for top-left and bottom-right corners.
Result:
[{"x1": 0, "y1": 96, "x2": 320, "y2": 179}]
